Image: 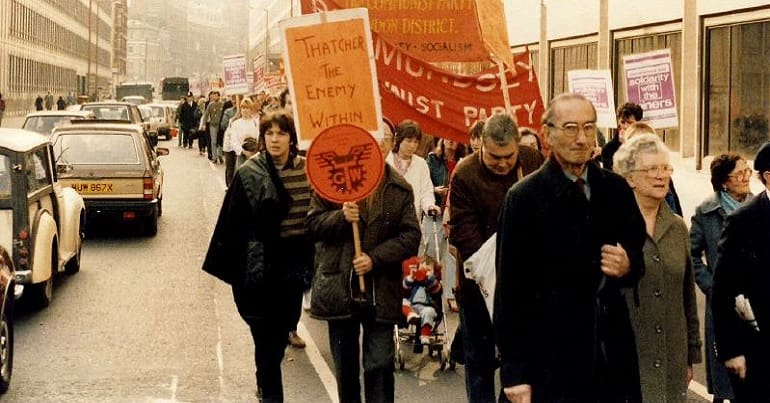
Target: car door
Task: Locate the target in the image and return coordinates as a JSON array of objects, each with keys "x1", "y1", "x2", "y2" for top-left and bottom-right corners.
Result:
[
  {"x1": 26, "y1": 146, "x2": 58, "y2": 229},
  {"x1": 0, "y1": 154, "x2": 14, "y2": 256},
  {"x1": 25, "y1": 146, "x2": 59, "y2": 276}
]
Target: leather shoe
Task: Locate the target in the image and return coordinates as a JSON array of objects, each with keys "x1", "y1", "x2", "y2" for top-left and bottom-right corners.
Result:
[{"x1": 288, "y1": 331, "x2": 306, "y2": 348}]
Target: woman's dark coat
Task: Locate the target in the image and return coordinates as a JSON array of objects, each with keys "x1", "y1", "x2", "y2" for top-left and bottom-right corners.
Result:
[
  {"x1": 690, "y1": 192, "x2": 751, "y2": 398},
  {"x1": 202, "y1": 153, "x2": 312, "y2": 327},
  {"x1": 306, "y1": 165, "x2": 421, "y2": 324},
  {"x1": 712, "y1": 191, "x2": 770, "y2": 401},
  {"x1": 494, "y1": 159, "x2": 646, "y2": 402}
]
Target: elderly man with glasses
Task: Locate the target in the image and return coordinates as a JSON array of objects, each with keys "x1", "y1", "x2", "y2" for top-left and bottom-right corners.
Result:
[{"x1": 495, "y1": 93, "x2": 646, "y2": 403}]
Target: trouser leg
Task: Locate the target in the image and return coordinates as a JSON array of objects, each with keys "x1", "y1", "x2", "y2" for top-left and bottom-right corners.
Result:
[
  {"x1": 362, "y1": 319, "x2": 395, "y2": 403},
  {"x1": 216, "y1": 129, "x2": 224, "y2": 160},
  {"x1": 459, "y1": 280, "x2": 497, "y2": 403},
  {"x1": 198, "y1": 128, "x2": 207, "y2": 152},
  {"x1": 224, "y1": 151, "x2": 236, "y2": 187},
  {"x1": 328, "y1": 319, "x2": 362, "y2": 403},
  {"x1": 248, "y1": 318, "x2": 288, "y2": 403},
  {"x1": 209, "y1": 126, "x2": 218, "y2": 159},
  {"x1": 286, "y1": 278, "x2": 304, "y2": 333}
]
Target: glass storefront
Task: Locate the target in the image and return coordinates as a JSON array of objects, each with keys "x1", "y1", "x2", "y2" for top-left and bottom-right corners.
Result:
[
  {"x1": 550, "y1": 42, "x2": 597, "y2": 98},
  {"x1": 706, "y1": 20, "x2": 770, "y2": 159}
]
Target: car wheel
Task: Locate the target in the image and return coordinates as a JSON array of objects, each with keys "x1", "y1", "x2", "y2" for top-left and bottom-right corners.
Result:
[
  {"x1": 157, "y1": 197, "x2": 163, "y2": 217},
  {"x1": 29, "y1": 276, "x2": 53, "y2": 308},
  {"x1": 144, "y1": 207, "x2": 158, "y2": 237},
  {"x1": 0, "y1": 302, "x2": 13, "y2": 394},
  {"x1": 65, "y1": 212, "x2": 84, "y2": 274}
]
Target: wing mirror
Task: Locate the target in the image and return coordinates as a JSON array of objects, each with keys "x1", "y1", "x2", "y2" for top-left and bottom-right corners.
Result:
[{"x1": 56, "y1": 163, "x2": 73, "y2": 174}]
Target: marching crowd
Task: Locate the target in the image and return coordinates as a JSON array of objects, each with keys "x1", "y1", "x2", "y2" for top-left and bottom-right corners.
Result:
[{"x1": 198, "y1": 91, "x2": 770, "y2": 403}]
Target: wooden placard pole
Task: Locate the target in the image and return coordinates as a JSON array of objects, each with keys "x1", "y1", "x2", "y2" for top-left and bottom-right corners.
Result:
[{"x1": 351, "y1": 218, "x2": 366, "y2": 292}]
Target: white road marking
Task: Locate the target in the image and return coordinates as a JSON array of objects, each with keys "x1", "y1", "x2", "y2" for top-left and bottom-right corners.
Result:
[
  {"x1": 215, "y1": 297, "x2": 225, "y2": 398},
  {"x1": 689, "y1": 380, "x2": 713, "y2": 400},
  {"x1": 297, "y1": 322, "x2": 339, "y2": 403},
  {"x1": 170, "y1": 375, "x2": 178, "y2": 401}
]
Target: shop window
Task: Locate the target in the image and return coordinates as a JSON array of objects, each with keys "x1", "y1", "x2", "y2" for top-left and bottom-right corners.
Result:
[
  {"x1": 705, "y1": 20, "x2": 770, "y2": 159},
  {"x1": 615, "y1": 32, "x2": 682, "y2": 151},
  {"x1": 550, "y1": 42, "x2": 597, "y2": 99}
]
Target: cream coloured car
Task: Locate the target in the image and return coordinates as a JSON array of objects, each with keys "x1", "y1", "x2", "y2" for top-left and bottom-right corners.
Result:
[
  {"x1": 51, "y1": 121, "x2": 168, "y2": 236},
  {"x1": 0, "y1": 129, "x2": 85, "y2": 307}
]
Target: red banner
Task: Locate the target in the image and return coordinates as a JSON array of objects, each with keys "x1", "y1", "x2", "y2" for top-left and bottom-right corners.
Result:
[{"x1": 375, "y1": 34, "x2": 544, "y2": 144}]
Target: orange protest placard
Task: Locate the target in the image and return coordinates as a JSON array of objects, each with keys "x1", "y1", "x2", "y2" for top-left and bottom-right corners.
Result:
[
  {"x1": 306, "y1": 124, "x2": 384, "y2": 203},
  {"x1": 281, "y1": 9, "x2": 382, "y2": 142}
]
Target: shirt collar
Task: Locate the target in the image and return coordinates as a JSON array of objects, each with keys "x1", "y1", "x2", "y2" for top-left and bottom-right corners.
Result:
[{"x1": 562, "y1": 167, "x2": 588, "y2": 183}]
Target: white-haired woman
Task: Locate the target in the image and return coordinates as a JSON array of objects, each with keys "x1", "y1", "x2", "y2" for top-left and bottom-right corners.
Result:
[{"x1": 613, "y1": 133, "x2": 702, "y2": 403}]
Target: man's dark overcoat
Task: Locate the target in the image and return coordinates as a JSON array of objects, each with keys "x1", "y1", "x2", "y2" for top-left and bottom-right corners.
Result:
[
  {"x1": 307, "y1": 165, "x2": 421, "y2": 324},
  {"x1": 712, "y1": 191, "x2": 770, "y2": 401},
  {"x1": 494, "y1": 159, "x2": 646, "y2": 402}
]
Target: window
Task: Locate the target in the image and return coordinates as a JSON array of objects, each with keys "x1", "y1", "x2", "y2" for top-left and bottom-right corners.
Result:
[
  {"x1": 705, "y1": 20, "x2": 770, "y2": 158},
  {"x1": 0, "y1": 156, "x2": 11, "y2": 198},
  {"x1": 54, "y1": 134, "x2": 139, "y2": 165},
  {"x1": 26, "y1": 148, "x2": 51, "y2": 194},
  {"x1": 550, "y1": 42, "x2": 597, "y2": 98},
  {"x1": 615, "y1": 32, "x2": 682, "y2": 151}
]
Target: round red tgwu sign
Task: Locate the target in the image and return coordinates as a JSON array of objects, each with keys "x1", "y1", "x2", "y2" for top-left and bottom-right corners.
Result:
[{"x1": 306, "y1": 124, "x2": 384, "y2": 203}]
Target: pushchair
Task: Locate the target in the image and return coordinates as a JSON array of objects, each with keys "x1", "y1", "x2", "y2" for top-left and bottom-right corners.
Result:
[{"x1": 394, "y1": 215, "x2": 455, "y2": 371}]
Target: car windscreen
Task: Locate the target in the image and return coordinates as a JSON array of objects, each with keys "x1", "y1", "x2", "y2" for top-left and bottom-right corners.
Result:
[
  {"x1": 138, "y1": 106, "x2": 151, "y2": 120},
  {"x1": 150, "y1": 106, "x2": 165, "y2": 118},
  {"x1": 53, "y1": 134, "x2": 140, "y2": 165},
  {"x1": 81, "y1": 106, "x2": 130, "y2": 121},
  {"x1": 23, "y1": 116, "x2": 79, "y2": 135},
  {"x1": 0, "y1": 155, "x2": 10, "y2": 198}
]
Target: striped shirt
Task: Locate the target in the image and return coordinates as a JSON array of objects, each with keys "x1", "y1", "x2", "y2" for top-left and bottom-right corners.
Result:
[{"x1": 278, "y1": 156, "x2": 312, "y2": 238}]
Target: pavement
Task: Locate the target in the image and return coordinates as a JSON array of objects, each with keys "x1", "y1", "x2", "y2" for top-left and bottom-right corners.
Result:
[{"x1": 0, "y1": 115, "x2": 26, "y2": 129}]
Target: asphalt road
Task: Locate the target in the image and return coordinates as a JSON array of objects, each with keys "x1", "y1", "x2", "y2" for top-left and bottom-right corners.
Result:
[{"x1": 2, "y1": 134, "x2": 710, "y2": 402}]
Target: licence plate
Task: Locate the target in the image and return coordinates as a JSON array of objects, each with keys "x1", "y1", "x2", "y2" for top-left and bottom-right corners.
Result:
[{"x1": 71, "y1": 182, "x2": 114, "y2": 193}]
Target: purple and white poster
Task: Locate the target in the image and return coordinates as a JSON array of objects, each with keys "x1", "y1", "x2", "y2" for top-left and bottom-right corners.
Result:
[
  {"x1": 623, "y1": 49, "x2": 678, "y2": 129},
  {"x1": 567, "y1": 69, "x2": 617, "y2": 128},
  {"x1": 222, "y1": 54, "x2": 248, "y2": 95}
]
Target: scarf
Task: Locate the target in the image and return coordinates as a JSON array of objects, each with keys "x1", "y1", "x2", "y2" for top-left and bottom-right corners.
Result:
[{"x1": 719, "y1": 190, "x2": 743, "y2": 214}]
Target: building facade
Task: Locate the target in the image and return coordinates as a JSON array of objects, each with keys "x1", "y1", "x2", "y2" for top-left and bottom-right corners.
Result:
[
  {"x1": 506, "y1": 0, "x2": 770, "y2": 166},
  {"x1": 0, "y1": 0, "x2": 113, "y2": 117},
  {"x1": 111, "y1": 0, "x2": 128, "y2": 92}
]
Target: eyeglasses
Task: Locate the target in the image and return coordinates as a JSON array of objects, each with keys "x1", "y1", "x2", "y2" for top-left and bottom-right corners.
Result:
[
  {"x1": 546, "y1": 122, "x2": 598, "y2": 138},
  {"x1": 632, "y1": 164, "x2": 674, "y2": 178},
  {"x1": 728, "y1": 168, "x2": 753, "y2": 180}
]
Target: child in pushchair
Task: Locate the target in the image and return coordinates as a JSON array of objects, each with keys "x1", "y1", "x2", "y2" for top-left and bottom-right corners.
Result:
[{"x1": 402, "y1": 255, "x2": 443, "y2": 349}]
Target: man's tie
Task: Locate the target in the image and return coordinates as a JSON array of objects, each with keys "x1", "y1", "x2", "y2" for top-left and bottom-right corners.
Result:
[{"x1": 575, "y1": 178, "x2": 587, "y2": 199}]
